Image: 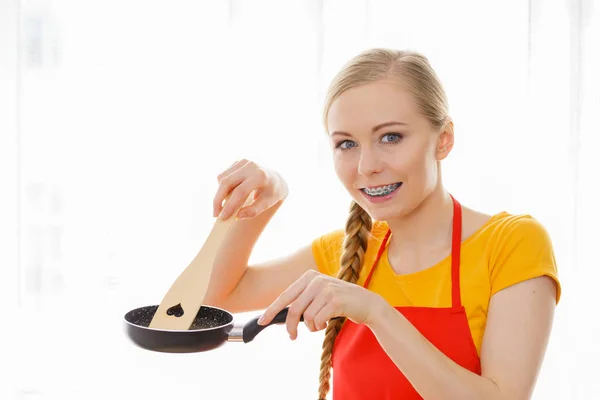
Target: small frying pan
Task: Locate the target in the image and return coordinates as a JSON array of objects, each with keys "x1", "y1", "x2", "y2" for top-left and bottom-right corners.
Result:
[
  {"x1": 124, "y1": 193, "x2": 342, "y2": 352},
  {"x1": 124, "y1": 304, "x2": 309, "y2": 353}
]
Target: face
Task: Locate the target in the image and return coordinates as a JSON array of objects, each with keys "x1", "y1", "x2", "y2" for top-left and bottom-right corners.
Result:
[{"x1": 327, "y1": 80, "x2": 453, "y2": 221}]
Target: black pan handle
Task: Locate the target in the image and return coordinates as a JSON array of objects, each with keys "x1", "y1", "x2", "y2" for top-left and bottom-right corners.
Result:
[{"x1": 242, "y1": 307, "x2": 344, "y2": 343}]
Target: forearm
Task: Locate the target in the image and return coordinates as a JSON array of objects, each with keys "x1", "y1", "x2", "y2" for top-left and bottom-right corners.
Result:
[
  {"x1": 366, "y1": 299, "x2": 503, "y2": 400},
  {"x1": 203, "y1": 199, "x2": 284, "y2": 306}
]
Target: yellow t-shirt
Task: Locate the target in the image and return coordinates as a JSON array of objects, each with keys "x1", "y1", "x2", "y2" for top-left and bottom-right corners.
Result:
[{"x1": 311, "y1": 211, "x2": 561, "y2": 356}]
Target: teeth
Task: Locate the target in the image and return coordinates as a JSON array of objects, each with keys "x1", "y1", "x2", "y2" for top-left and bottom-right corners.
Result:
[{"x1": 362, "y1": 183, "x2": 401, "y2": 197}]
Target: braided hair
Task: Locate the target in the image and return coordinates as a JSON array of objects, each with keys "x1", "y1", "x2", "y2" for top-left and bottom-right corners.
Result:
[{"x1": 317, "y1": 201, "x2": 372, "y2": 399}]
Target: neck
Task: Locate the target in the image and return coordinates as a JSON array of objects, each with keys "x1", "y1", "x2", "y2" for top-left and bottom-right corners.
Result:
[{"x1": 386, "y1": 184, "x2": 455, "y2": 252}]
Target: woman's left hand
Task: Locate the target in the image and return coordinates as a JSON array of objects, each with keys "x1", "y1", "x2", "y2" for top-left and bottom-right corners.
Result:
[{"x1": 257, "y1": 270, "x2": 385, "y2": 340}]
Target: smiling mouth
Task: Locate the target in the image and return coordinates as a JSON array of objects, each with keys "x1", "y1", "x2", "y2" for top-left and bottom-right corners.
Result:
[{"x1": 360, "y1": 182, "x2": 402, "y2": 197}]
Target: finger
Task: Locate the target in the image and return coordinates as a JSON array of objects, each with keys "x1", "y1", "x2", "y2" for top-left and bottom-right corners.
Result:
[
  {"x1": 257, "y1": 272, "x2": 314, "y2": 326},
  {"x1": 217, "y1": 159, "x2": 249, "y2": 183},
  {"x1": 313, "y1": 302, "x2": 339, "y2": 331},
  {"x1": 218, "y1": 178, "x2": 257, "y2": 220},
  {"x1": 213, "y1": 173, "x2": 245, "y2": 217},
  {"x1": 216, "y1": 161, "x2": 265, "y2": 218},
  {"x1": 237, "y1": 189, "x2": 273, "y2": 219},
  {"x1": 213, "y1": 160, "x2": 250, "y2": 216},
  {"x1": 285, "y1": 279, "x2": 324, "y2": 339},
  {"x1": 301, "y1": 292, "x2": 329, "y2": 333}
]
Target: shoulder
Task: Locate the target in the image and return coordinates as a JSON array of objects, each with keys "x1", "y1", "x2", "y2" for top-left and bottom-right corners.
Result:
[
  {"x1": 482, "y1": 211, "x2": 560, "y2": 302},
  {"x1": 483, "y1": 212, "x2": 554, "y2": 248}
]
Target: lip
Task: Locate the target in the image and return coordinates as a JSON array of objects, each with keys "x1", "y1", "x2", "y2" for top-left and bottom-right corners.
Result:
[
  {"x1": 359, "y1": 182, "x2": 401, "y2": 190},
  {"x1": 359, "y1": 182, "x2": 402, "y2": 204}
]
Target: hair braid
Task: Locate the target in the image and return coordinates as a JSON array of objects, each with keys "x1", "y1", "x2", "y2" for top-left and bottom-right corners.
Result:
[{"x1": 317, "y1": 201, "x2": 372, "y2": 399}]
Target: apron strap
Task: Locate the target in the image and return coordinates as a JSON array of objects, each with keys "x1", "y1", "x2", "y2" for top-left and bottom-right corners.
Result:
[
  {"x1": 450, "y1": 195, "x2": 462, "y2": 308},
  {"x1": 363, "y1": 229, "x2": 391, "y2": 289}
]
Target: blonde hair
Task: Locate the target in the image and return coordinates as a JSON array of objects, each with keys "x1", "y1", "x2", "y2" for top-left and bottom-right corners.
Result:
[{"x1": 317, "y1": 48, "x2": 450, "y2": 400}]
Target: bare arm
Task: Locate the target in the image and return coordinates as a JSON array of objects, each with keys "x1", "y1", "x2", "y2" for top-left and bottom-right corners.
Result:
[
  {"x1": 202, "y1": 159, "x2": 318, "y2": 313},
  {"x1": 203, "y1": 202, "x2": 318, "y2": 313},
  {"x1": 207, "y1": 242, "x2": 319, "y2": 313},
  {"x1": 367, "y1": 276, "x2": 557, "y2": 399}
]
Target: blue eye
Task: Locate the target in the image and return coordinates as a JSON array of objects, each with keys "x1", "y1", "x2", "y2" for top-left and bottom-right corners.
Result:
[
  {"x1": 336, "y1": 140, "x2": 358, "y2": 150},
  {"x1": 382, "y1": 133, "x2": 402, "y2": 143}
]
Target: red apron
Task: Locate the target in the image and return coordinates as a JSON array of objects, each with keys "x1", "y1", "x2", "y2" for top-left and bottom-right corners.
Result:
[{"x1": 331, "y1": 196, "x2": 481, "y2": 399}]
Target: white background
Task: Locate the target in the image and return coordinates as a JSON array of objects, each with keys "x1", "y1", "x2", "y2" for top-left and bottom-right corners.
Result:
[{"x1": 0, "y1": 0, "x2": 598, "y2": 399}]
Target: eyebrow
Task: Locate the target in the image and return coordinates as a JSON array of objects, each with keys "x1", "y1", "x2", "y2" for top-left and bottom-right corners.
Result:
[{"x1": 330, "y1": 121, "x2": 408, "y2": 137}]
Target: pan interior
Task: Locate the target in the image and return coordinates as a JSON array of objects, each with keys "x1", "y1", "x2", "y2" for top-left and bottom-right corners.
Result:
[{"x1": 125, "y1": 305, "x2": 233, "y2": 331}]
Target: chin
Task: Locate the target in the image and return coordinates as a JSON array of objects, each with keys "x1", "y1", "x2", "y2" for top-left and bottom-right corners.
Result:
[
  {"x1": 368, "y1": 210, "x2": 401, "y2": 222},
  {"x1": 352, "y1": 202, "x2": 388, "y2": 221},
  {"x1": 354, "y1": 200, "x2": 409, "y2": 223}
]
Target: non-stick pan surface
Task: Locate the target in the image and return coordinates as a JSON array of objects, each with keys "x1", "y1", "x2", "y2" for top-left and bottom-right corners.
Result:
[{"x1": 124, "y1": 305, "x2": 297, "y2": 353}]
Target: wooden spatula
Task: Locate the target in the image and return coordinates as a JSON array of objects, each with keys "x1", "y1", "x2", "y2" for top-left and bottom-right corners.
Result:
[{"x1": 149, "y1": 193, "x2": 251, "y2": 330}]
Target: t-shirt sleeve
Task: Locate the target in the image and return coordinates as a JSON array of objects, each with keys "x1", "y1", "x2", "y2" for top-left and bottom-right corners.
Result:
[
  {"x1": 311, "y1": 229, "x2": 345, "y2": 277},
  {"x1": 489, "y1": 215, "x2": 561, "y2": 303}
]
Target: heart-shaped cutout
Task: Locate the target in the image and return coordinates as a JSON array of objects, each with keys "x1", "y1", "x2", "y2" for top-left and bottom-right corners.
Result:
[{"x1": 166, "y1": 303, "x2": 184, "y2": 318}]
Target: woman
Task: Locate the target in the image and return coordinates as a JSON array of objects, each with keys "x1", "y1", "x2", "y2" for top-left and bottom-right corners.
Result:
[{"x1": 203, "y1": 48, "x2": 561, "y2": 400}]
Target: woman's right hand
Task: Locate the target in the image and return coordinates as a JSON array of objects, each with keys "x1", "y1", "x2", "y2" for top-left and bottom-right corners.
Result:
[{"x1": 213, "y1": 159, "x2": 288, "y2": 221}]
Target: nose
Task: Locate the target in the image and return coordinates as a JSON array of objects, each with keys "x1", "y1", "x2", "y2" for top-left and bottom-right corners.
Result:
[{"x1": 357, "y1": 147, "x2": 383, "y2": 176}]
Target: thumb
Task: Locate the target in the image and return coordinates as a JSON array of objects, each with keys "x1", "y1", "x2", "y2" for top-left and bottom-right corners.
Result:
[{"x1": 237, "y1": 194, "x2": 273, "y2": 219}]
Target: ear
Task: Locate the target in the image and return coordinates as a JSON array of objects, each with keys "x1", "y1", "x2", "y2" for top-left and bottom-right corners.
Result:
[{"x1": 435, "y1": 119, "x2": 454, "y2": 160}]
